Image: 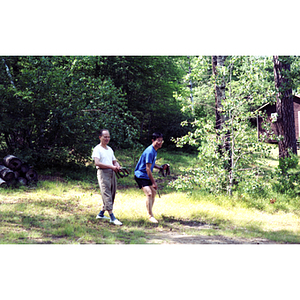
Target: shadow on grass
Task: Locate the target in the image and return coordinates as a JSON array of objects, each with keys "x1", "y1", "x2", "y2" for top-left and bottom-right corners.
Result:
[
  {"x1": 0, "y1": 202, "x2": 148, "y2": 244},
  {"x1": 1, "y1": 199, "x2": 299, "y2": 244},
  {"x1": 160, "y1": 214, "x2": 300, "y2": 244},
  {"x1": 161, "y1": 215, "x2": 218, "y2": 227}
]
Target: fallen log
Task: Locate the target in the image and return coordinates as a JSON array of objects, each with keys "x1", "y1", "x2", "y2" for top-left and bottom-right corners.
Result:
[
  {"x1": 17, "y1": 177, "x2": 28, "y2": 186},
  {"x1": 25, "y1": 168, "x2": 38, "y2": 181},
  {"x1": 0, "y1": 178, "x2": 7, "y2": 186},
  {"x1": 1, "y1": 155, "x2": 38, "y2": 186},
  {"x1": 3, "y1": 155, "x2": 22, "y2": 171},
  {"x1": 0, "y1": 165, "x2": 15, "y2": 181},
  {"x1": 20, "y1": 163, "x2": 30, "y2": 174},
  {"x1": 14, "y1": 171, "x2": 21, "y2": 179}
]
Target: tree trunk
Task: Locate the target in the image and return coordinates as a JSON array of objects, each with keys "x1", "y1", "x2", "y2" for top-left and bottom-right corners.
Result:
[
  {"x1": 187, "y1": 56, "x2": 194, "y2": 113},
  {"x1": 212, "y1": 56, "x2": 227, "y2": 131},
  {"x1": 273, "y1": 56, "x2": 297, "y2": 158},
  {"x1": 212, "y1": 56, "x2": 231, "y2": 172},
  {"x1": 2, "y1": 58, "x2": 16, "y2": 88}
]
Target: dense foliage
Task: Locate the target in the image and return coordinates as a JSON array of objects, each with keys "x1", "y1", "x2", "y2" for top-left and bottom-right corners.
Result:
[
  {"x1": 0, "y1": 56, "x2": 190, "y2": 167},
  {"x1": 0, "y1": 57, "x2": 140, "y2": 167},
  {"x1": 171, "y1": 56, "x2": 300, "y2": 196},
  {"x1": 92, "y1": 56, "x2": 192, "y2": 146},
  {"x1": 1, "y1": 55, "x2": 300, "y2": 198}
]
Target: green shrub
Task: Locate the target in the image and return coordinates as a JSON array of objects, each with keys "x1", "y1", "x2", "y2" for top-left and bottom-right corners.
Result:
[{"x1": 272, "y1": 153, "x2": 300, "y2": 196}]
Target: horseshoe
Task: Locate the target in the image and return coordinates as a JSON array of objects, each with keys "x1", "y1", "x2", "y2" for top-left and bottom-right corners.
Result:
[{"x1": 116, "y1": 167, "x2": 130, "y2": 179}]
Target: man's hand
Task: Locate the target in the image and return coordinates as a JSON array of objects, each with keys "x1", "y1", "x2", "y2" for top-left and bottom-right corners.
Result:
[
  {"x1": 112, "y1": 160, "x2": 121, "y2": 172},
  {"x1": 152, "y1": 181, "x2": 158, "y2": 190},
  {"x1": 112, "y1": 165, "x2": 120, "y2": 172}
]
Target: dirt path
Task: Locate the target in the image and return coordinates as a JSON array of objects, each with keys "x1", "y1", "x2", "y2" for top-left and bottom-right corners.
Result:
[
  {"x1": 147, "y1": 231, "x2": 278, "y2": 244},
  {"x1": 146, "y1": 219, "x2": 281, "y2": 244}
]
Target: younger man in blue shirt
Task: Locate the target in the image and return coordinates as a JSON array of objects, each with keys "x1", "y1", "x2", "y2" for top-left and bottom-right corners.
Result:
[{"x1": 134, "y1": 132, "x2": 164, "y2": 223}]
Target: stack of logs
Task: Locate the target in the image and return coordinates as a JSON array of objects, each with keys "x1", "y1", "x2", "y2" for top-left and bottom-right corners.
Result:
[{"x1": 0, "y1": 155, "x2": 38, "y2": 187}]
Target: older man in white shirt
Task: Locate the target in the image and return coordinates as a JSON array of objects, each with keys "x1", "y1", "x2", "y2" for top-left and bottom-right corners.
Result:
[{"x1": 92, "y1": 129, "x2": 122, "y2": 226}]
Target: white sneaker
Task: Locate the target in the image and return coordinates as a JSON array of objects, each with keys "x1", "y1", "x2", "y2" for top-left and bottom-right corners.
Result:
[
  {"x1": 96, "y1": 214, "x2": 110, "y2": 220},
  {"x1": 110, "y1": 218, "x2": 123, "y2": 226},
  {"x1": 149, "y1": 217, "x2": 158, "y2": 223}
]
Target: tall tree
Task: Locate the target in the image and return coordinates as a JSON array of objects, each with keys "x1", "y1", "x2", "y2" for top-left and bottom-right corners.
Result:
[
  {"x1": 172, "y1": 56, "x2": 276, "y2": 195},
  {"x1": 212, "y1": 56, "x2": 227, "y2": 132},
  {"x1": 212, "y1": 55, "x2": 232, "y2": 174},
  {"x1": 187, "y1": 56, "x2": 194, "y2": 113},
  {"x1": 273, "y1": 55, "x2": 297, "y2": 158}
]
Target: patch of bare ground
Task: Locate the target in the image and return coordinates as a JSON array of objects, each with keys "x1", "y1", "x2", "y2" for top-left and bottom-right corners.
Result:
[
  {"x1": 147, "y1": 231, "x2": 279, "y2": 244},
  {"x1": 146, "y1": 218, "x2": 281, "y2": 244}
]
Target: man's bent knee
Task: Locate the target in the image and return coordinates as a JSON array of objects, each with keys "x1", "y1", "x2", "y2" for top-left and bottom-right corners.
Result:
[
  {"x1": 142, "y1": 186, "x2": 153, "y2": 197},
  {"x1": 150, "y1": 187, "x2": 157, "y2": 197},
  {"x1": 142, "y1": 186, "x2": 156, "y2": 198}
]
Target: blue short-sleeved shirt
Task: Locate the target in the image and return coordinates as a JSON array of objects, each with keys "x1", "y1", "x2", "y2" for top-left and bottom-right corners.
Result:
[{"x1": 134, "y1": 145, "x2": 157, "y2": 179}]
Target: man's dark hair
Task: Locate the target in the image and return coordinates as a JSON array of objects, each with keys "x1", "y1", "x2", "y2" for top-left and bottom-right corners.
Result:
[{"x1": 152, "y1": 132, "x2": 163, "y2": 141}]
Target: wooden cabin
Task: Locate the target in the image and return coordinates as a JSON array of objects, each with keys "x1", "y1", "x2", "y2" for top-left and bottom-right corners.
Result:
[{"x1": 257, "y1": 95, "x2": 300, "y2": 143}]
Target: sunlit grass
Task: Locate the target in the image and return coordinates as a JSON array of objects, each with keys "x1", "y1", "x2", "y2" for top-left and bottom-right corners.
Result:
[
  {"x1": 0, "y1": 180, "x2": 150, "y2": 244},
  {"x1": 1, "y1": 182, "x2": 300, "y2": 244},
  {"x1": 111, "y1": 188, "x2": 300, "y2": 243},
  {"x1": 1, "y1": 149, "x2": 300, "y2": 244}
]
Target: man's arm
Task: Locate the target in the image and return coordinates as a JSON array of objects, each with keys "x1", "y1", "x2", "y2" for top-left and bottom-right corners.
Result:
[
  {"x1": 146, "y1": 163, "x2": 158, "y2": 189},
  {"x1": 113, "y1": 160, "x2": 121, "y2": 169},
  {"x1": 94, "y1": 157, "x2": 119, "y2": 172}
]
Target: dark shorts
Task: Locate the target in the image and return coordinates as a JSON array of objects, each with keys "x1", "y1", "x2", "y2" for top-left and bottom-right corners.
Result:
[{"x1": 134, "y1": 175, "x2": 152, "y2": 189}]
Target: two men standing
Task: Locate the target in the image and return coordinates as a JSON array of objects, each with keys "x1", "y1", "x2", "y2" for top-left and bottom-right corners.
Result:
[{"x1": 92, "y1": 130, "x2": 164, "y2": 225}]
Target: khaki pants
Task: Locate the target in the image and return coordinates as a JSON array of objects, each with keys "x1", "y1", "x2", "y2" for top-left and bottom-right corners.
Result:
[{"x1": 97, "y1": 169, "x2": 116, "y2": 211}]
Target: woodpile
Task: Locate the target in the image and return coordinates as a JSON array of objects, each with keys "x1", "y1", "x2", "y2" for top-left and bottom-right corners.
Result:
[{"x1": 0, "y1": 155, "x2": 38, "y2": 187}]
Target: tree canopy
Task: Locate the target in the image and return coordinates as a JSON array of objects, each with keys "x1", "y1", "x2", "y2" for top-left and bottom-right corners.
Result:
[
  {"x1": 0, "y1": 56, "x2": 191, "y2": 167},
  {"x1": 171, "y1": 55, "x2": 300, "y2": 195},
  {"x1": 1, "y1": 55, "x2": 300, "y2": 176}
]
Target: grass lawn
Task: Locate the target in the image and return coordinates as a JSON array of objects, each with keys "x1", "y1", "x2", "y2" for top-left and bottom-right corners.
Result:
[{"x1": 0, "y1": 148, "x2": 300, "y2": 244}]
